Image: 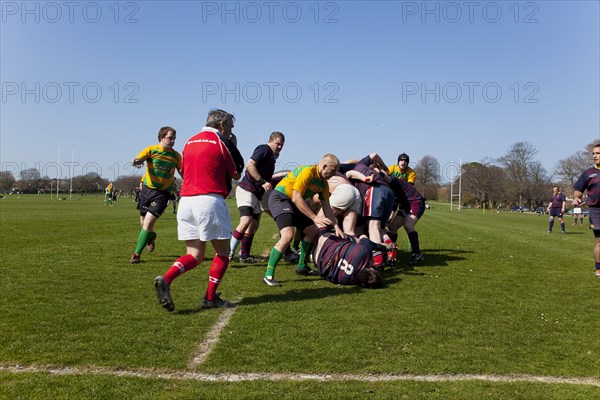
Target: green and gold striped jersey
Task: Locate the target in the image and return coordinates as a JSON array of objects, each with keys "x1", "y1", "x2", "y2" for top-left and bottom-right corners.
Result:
[{"x1": 135, "y1": 144, "x2": 182, "y2": 191}]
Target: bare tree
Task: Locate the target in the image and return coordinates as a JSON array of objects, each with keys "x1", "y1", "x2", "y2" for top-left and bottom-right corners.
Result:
[
  {"x1": 0, "y1": 171, "x2": 16, "y2": 193},
  {"x1": 114, "y1": 175, "x2": 144, "y2": 195},
  {"x1": 526, "y1": 160, "x2": 551, "y2": 207},
  {"x1": 496, "y1": 142, "x2": 539, "y2": 207},
  {"x1": 72, "y1": 172, "x2": 106, "y2": 193},
  {"x1": 18, "y1": 168, "x2": 42, "y2": 193},
  {"x1": 414, "y1": 155, "x2": 441, "y2": 200},
  {"x1": 554, "y1": 141, "x2": 598, "y2": 186},
  {"x1": 461, "y1": 162, "x2": 509, "y2": 208}
]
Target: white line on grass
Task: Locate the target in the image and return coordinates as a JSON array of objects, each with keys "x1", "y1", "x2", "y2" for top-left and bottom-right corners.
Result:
[
  {"x1": 187, "y1": 300, "x2": 239, "y2": 368},
  {"x1": 1, "y1": 365, "x2": 599, "y2": 387}
]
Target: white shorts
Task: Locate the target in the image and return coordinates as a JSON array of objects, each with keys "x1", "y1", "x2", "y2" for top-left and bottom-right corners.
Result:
[
  {"x1": 329, "y1": 183, "x2": 362, "y2": 214},
  {"x1": 573, "y1": 207, "x2": 582, "y2": 214},
  {"x1": 235, "y1": 185, "x2": 269, "y2": 214},
  {"x1": 177, "y1": 194, "x2": 232, "y2": 241}
]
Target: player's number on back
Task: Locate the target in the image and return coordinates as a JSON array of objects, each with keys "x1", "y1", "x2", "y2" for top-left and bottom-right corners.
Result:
[{"x1": 338, "y1": 259, "x2": 354, "y2": 275}]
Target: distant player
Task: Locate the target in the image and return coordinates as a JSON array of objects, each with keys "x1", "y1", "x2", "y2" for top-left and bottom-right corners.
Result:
[
  {"x1": 105, "y1": 182, "x2": 113, "y2": 206},
  {"x1": 546, "y1": 186, "x2": 566, "y2": 234}
]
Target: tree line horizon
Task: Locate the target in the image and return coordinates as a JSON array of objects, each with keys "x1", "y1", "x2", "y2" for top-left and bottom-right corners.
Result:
[{"x1": 1, "y1": 141, "x2": 596, "y2": 209}]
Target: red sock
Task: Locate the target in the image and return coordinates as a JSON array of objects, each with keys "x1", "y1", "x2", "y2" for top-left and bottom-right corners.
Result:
[
  {"x1": 373, "y1": 250, "x2": 384, "y2": 267},
  {"x1": 205, "y1": 255, "x2": 229, "y2": 301},
  {"x1": 163, "y1": 254, "x2": 199, "y2": 284},
  {"x1": 232, "y1": 229, "x2": 244, "y2": 240}
]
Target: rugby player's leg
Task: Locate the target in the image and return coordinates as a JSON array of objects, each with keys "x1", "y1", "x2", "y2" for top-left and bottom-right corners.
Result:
[
  {"x1": 548, "y1": 214, "x2": 555, "y2": 233},
  {"x1": 155, "y1": 241, "x2": 203, "y2": 311},
  {"x1": 205, "y1": 239, "x2": 231, "y2": 303},
  {"x1": 264, "y1": 225, "x2": 294, "y2": 285},
  {"x1": 240, "y1": 216, "x2": 260, "y2": 260},
  {"x1": 230, "y1": 211, "x2": 252, "y2": 258}
]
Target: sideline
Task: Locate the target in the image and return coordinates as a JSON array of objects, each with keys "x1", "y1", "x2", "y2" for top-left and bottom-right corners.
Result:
[
  {"x1": 187, "y1": 299, "x2": 240, "y2": 368},
  {"x1": 1, "y1": 365, "x2": 599, "y2": 386}
]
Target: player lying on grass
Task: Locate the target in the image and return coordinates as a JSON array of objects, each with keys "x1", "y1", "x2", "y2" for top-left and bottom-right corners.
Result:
[{"x1": 312, "y1": 231, "x2": 386, "y2": 288}]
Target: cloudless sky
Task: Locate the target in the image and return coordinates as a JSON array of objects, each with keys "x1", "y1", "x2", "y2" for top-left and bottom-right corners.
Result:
[{"x1": 1, "y1": 0, "x2": 598, "y2": 183}]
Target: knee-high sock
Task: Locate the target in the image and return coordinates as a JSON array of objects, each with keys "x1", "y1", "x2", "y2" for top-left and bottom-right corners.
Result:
[
  {"x1": 408, "y1": 231, "x2": 421, "y2": 254},
  {"x1": 548, "y1": 219, "x2": 555, "y2": 231},
  {"x1": 163, "y1": 254, "x2": 199, "y2": 284},
  {"x1": 297, "y1": 240, "x2": 312, "y2": 269},
  {"x1": 241, "y1": 234, "x2": 254, "y2": 258},
  {"x1": 205, "y1": 255, "x2": 229, "y2": 301},
  {"x1": 134, "y1": 229, "x2": 152, "y2": 254},
  {"x1": 229, "y1": 229, "x2": 244, "y2": 256},
  {"x1": 373, "y1": 250, "x2": 384, "y2": 267},
  {"x1": 292, "y1": 238, "x2": 300, "y2": 251},
  {"x1": 265, "y1": 248, "x2": 283, "y2": 278},
  {"x1": 560, "y1": 222, "x2": 565, "y2": 232}
]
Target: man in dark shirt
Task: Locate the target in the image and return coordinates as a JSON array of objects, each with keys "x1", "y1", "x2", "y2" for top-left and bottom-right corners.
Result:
[
  {"x1": 546, "y1": 186, "x2": 566, "y2": 234},
  {"x1": 573, "y1": 143, "x2": 600, "y2": 278},
  {"x1": 230, "y1": 132, "x2": 285, "y2": 263}
]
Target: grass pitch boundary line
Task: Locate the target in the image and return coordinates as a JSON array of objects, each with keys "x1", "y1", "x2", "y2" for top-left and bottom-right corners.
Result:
[
  {"x1": 1, "y1": 365, "x2": 599, "y2": 386},
  {"x1": 187, "y1": 299, "x2": 240, "y2": 368}
]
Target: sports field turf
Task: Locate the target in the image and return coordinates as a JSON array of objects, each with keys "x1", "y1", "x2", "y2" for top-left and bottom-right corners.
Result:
[{"x1": 0, "y1": 195, "x2": 598, "y2": 399}]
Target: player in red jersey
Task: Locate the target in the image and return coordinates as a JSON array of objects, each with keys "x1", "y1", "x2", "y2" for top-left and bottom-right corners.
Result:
[{"x1": 153, "y1": 109, "x2": 243, "y2": 311}]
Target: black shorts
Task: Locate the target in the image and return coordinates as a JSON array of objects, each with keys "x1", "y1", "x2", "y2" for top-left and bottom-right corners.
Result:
[
  {"x1": 549, "y1": 208, "x2": 563, "y2": 218},
  {"x1": 268, "y1": 190, "x2": 313, "y2": 231},
  {"x1": 137, "y1": 185, "x2": 170, "y2": 218},
  {"x1": 589, "y1": 207, "x2": 600, "y2": 231}
]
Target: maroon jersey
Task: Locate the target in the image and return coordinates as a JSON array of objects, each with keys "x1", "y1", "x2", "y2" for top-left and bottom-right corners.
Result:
[{"x1": 314, "y1": 235, "x2": 377, "y2": 285}]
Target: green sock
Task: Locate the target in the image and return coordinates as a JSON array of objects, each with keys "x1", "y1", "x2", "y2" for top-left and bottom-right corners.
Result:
[
  {"x1": 297, "y1": 240, "x2": 312, "y2": 269},
  {"x1": 292, "y1": 239, "x2": 300, "y2": 251},
  {"x1": 265, "y1": 248, "x2": 283, "y2": 278},
  {"x1": 134, "y1": 229, "x2": 151, "y2": 254}
]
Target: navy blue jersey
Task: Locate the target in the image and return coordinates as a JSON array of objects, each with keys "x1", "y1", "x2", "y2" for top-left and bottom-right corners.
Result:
[
  {"x1": 238, "y1": 144, "x2": 276, "y2": 197},
  {"x1": 549, "y1": 192, "x2": 566, "y2": 208},
  {"x1": 315, "y1": 235, "x2": 376, "y2": 285},
  {"x1": 574, "y1": 167, "x2": 600, "y2": 207}
]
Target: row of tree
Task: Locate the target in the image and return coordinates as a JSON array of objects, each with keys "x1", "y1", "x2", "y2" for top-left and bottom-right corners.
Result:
[
  {"x1": 410, "y1": 141, "x2": 596, "y2": 209},
  {"x1": 1, "y1": 141, "x2": 596, "y2": 209},
  {"x1": 0, "y1": 170, "x2": 143, "y2": 195}
]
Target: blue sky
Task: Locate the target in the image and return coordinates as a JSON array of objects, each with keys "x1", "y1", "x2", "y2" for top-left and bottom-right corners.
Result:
[{"x1": 1, "y1": 0, "x2": 598, "y2": 183}]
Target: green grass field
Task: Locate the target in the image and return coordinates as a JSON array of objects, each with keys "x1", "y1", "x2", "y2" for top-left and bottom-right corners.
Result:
[{"x1": 1, "y1": 194, "x2": 598, "y2": 399}]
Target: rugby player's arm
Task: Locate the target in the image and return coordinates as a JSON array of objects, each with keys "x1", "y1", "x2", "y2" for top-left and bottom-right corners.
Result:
[
  {"x1": 368, "y1": 152, "x2": 388, "y2": 171},
  {"x1": 131, "y1": 157, "x2": 145, "y2": 167},
  {"x1": 247, "y1": 159, "x2": 272, "y2": 190},
  {"x1": 291, "y1": 189, "x2": 318, "y2": 221},
  {"x1": 321, "y1": 199, "x2": 345, "y2": 238},
  {"x1": 345, "y1": 170, "x2": 372, "y2": 182},
  {"x1": 131, "y1": 147, "x2": 150, "y2": 167},
  {"x1": 573, "y1": 191, "x2": 584, "y2": 206}
]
